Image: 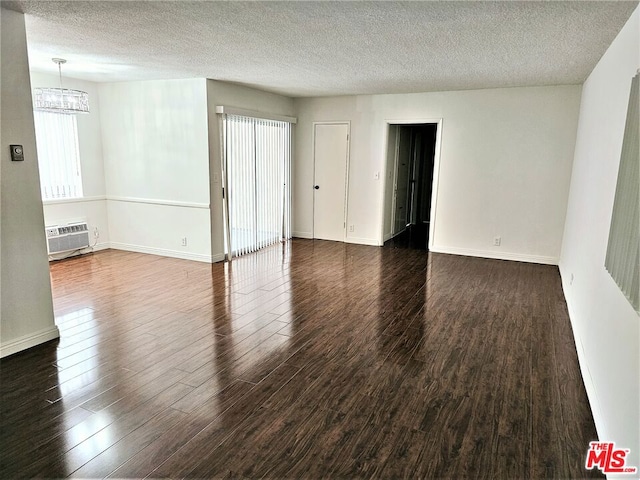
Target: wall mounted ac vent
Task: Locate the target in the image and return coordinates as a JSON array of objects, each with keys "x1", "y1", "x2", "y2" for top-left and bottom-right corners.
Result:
[{"x1": 45, "y1": 222, "x2": 90, "y2": 254}]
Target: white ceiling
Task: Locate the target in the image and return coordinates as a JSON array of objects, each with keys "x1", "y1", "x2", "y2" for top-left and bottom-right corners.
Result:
[{"x1": 6, "y1": 1, "x2": 639, "y2": 97}]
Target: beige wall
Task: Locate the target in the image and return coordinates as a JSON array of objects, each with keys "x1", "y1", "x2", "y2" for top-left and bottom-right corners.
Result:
[{"x1": 1, "y1": 8, "x2": 58, "y2": 357}]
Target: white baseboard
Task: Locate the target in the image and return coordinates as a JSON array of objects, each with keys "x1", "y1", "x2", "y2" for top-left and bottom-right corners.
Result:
[
  {"x1": 559, "y1": 266, "x2": 606, "y2": 444},
  {"x1": 345, "y1": 236, "x2": 381, "y2": 247},
  {"x1": 210, "y1": 253, "x2": 226, "y2": 263},
  {"x1": 93, "y1": 242, "x2": 110, "y2": 252},
  {"x1": 0, "y1": 325, "x2": 60, "y2": 358},
  {"x1": 59, "y1": 242, "x2": 226, "y2": 263},
  {"x1": 109, "y1": 242, "x2": 215, "y2": 263},
  {"x1": 429, "y1": 244, "x2": 558, "y2": 265},
  {"x1": 293, "y1": 231, "x2": 313, "y2": 239}
]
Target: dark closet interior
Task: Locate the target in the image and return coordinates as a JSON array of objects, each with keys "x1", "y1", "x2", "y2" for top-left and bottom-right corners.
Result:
[{"x1": 386, "y1": 123, "x2": 438, "y2": 250}]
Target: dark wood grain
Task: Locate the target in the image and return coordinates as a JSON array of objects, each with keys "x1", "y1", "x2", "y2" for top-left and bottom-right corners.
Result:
[{"x1": 0, "y1": 240, "x2": 601, "y2": 478}]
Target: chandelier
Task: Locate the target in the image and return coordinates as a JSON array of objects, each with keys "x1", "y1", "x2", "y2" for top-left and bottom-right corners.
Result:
[{"x1": 33, "y1": 58, "x2": 89, "y2": 114}]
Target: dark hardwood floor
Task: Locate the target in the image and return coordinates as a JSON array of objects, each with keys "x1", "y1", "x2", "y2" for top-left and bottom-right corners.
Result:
[
  {"x1": 0, "y1": 239, "x2": 601, "y2": 479},
  {"x1": 385, "y1": 223, "x2": 430, "y2": 250}
]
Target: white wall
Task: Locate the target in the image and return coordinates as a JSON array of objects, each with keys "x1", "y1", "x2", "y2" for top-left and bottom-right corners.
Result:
[
  {"x1": 99, "y1": 78, "x2": 212, "y2": 262},
  {"x1": 25, "y1": 76, "x2": 294, "y2": 264},
  {"x1": 30, "y1": 72, "x2": 110, "y2": 249},
  {"x1": 559, "y1": 6, "x2": 640, "y2": 473},
  {"x1": 206, "y1": 80, "x2": 295, "y2": 259},
  {"x1": 0, "y1": 8, "x2": 58, "y2": 357},
  {"x1": 294, "y1": 85, "x2": 581, "y2": 263}
]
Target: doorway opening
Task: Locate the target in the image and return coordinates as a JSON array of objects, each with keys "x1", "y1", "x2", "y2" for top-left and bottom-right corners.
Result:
[{"x1": 383, "y1": 123, "x2": 439, "y2": 250}]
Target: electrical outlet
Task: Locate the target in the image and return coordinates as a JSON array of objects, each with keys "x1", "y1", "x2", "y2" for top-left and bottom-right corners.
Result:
[
  {"x1": 374, "y1": 171, "x2": 380, "y2": 180},
  {"x1": 349, "y1": 225, "x2": 355, "y2": 232},
  {"x1": 93, "y1": 227, "x2": 99, "y2": 239},
  {"x1": 181, "y1": 237, "x2": 188, "y2": 247},
  {"x1": 493, "y1": 236, "x2": 501, "y2": 246},
  {"x1": 570, "y1": 273, "x2": 574, "y2": 285}
]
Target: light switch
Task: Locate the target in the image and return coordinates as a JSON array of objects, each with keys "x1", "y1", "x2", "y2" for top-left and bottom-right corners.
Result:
[{"x1": 374, "y1": 171, "x2": 380, "y2": 180}]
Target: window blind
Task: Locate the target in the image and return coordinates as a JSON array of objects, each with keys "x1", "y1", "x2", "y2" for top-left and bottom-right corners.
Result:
[
  {"x1": 222, "y1": 114, "x2": 292, "y2": 258},
  {"x1": 33, "y1": 110, "x2": 83, "y2": 200},
  {"x1": 605, "y1": 72, "x2": 639, "y2": 313}
]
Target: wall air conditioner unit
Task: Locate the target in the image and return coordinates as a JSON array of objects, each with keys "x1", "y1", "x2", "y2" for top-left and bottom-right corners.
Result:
[{"x1": 45, "y1": 222, "x2": 90, "y2": 255}]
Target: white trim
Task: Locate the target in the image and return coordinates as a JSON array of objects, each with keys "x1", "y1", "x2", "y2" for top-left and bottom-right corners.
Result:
[
  {"x1": 93, "y1": 242, "x2": 110, "y2": 252},
  {"x1": 293, "y1": 231, "x2": 313, "y2": 239},
  {"x1": 312, "y1": 121, "x2": 351, "y2": 243},
  {"x1": 45, "y1": 196, "x2": 212, "y2": 210},
  {"x1": 107, "y1": 196, "x2": 210, "y2": 209},
  {"x1": 345, "y1": 236, "x2": 381, "y2": 247},
  {"x1": 43, "y1": 195, "x2": 106, "y2": 205},
  {"x1": 0, "y1": 326, "x2": 60, "y2": 358},
  {"x1": 215, "y1": 105, "x2": 297, "y2": 124},
  {"x1": 210, "y1": 253, "x2": 226, "y2": 263},
  {"x1": 429, "y1": 244, "x2": 558, "y2": 265},
  {"x1": 220, "y1": 107, "x2": 232, "y2": 262},
  {"x1": 428, "y1": 121, "x2": 444, "y2": 251},
  {"x1": 559, "y1": 268, "x2": 606, "y2": 445},
  {"x1": 110, "y1": 242, "x2": 217, "y2": 263},
  {"x1": 343, "y1": 124, "x2": 352, "y2": 243},
  {"x1": 380, "y1": 119, "x2": 443, "y2": 249},
  {"x1": 389, "y1": 126, "x2": 400, "y2": 236},
  {"x1": 384, "y1": 118, "x2": 445, "y2": 125}
]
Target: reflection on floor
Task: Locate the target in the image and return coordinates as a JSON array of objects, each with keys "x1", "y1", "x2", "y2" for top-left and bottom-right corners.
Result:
[
  {"x1": 0, "y1": 240, "x2": 602, "y2": 478},
  {"x1": 385, "y1": 223, "x2": 429, "y2": 250}
]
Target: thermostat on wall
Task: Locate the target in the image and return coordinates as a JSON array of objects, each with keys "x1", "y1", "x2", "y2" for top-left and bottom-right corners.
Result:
[{"x1": 10, "y1": 145, "x2": 24, "y2": 161}]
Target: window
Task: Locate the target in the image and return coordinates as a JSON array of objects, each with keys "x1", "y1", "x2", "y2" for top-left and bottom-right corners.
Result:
[
  {"x1": 33, "y1": 111, "x2": 83, "y2": 200},
  {"x1": 221, "y1": 113, "x2": 292, "y2": 258},
  {"x1": 605, "y1": 72, "x2": 639, "y2": 313}
]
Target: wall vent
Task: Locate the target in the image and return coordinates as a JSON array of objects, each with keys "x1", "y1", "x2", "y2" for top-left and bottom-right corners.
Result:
[{"x1": 45, "y1": 222, "x2": 90, "y2": 254}]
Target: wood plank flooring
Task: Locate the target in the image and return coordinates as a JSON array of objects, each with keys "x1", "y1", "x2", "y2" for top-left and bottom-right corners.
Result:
[{"x1": 0, "y1": 239, "x2": 602, "y2": 478}]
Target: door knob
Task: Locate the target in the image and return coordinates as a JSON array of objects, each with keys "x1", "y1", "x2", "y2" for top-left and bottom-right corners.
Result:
[{"x1": 314, "y1": 185, "x2": 320, "y2": 190}]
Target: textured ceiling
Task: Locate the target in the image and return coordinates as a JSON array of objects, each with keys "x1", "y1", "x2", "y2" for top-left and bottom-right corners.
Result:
[{"x1": 6, "y1": 1, "x2": 639, "y2": 97}]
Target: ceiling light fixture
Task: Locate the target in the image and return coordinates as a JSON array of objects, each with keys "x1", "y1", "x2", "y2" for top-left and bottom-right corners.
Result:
[{"x1": 33, "y1": 58, "x2": 89, "y2": 114}]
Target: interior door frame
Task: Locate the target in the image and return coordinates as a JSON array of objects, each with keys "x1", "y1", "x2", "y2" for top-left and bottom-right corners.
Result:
[
  {"x1": 389, "y1": 127, "x2": 400, "y2": 237},
  {"x1": 312, "y1": 121, "x2": 351, "y2": 242},
  {"x1": 391, "y1": 126, "x2": 410, "y2": 237},
  {"x1": 381, "y1": 119, "x2": 443, "y2": 250}
]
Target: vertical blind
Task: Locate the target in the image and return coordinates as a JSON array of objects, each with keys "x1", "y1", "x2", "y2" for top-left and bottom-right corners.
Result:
[
  {"x1": 605, "y1": 72, "x2": 639, "y2": 313},
  {"x1": 222, "y1": 114, "x2": 292, "y2": 258},
  {"x1": 33, "y1": 111, "x2": 83, "y2": 200}
]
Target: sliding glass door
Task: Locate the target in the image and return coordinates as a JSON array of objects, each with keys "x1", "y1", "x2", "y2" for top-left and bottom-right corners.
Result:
[{"x1": 221, "y1": 114, "x2": 292, "y2": 258}]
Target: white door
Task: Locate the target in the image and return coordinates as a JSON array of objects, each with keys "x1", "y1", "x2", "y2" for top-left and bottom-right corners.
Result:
[{"x1": 313, "y1": 123, "x2": 349, "y2": 242}]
